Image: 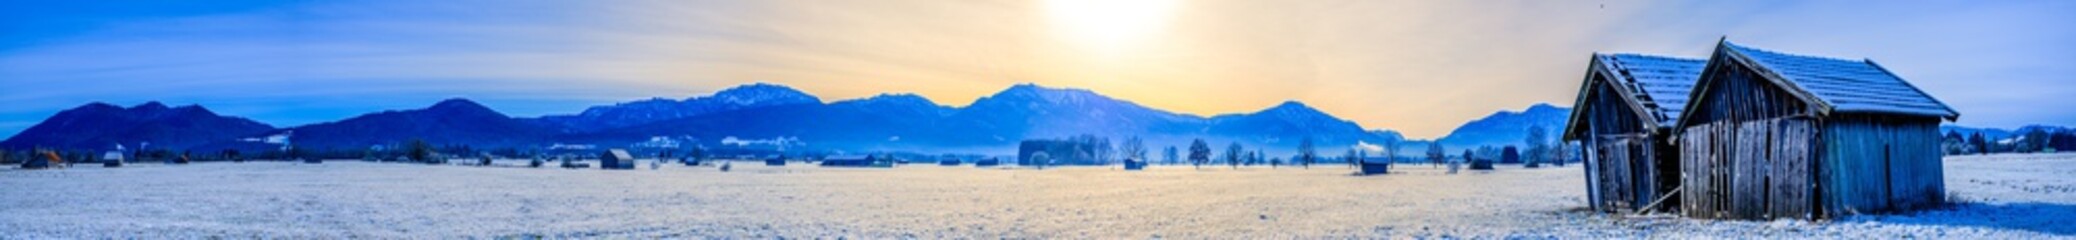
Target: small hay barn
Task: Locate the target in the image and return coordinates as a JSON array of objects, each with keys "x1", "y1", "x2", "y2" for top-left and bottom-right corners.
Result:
[
  {"x1": 1563, "y1": 53, "x2": 1706, "y2": 213},
  {"x1": 599, "y1": 149, "x2": 635, "y2": 170},
  {"x1": 1673, "y1": 41, "x2": 1958, "y2": 219}
]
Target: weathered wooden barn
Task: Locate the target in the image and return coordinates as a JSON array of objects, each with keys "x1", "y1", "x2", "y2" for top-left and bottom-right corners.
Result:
[
  {"x1": 1673, "y1": 41, "x2": 1958, "y2": 220},
  {"x1": 599, "y1": 149, "x2": 635, "y2": 170},
  {"x1": 1563, "y1": 53, "x2": 1706, "y2": 213}
]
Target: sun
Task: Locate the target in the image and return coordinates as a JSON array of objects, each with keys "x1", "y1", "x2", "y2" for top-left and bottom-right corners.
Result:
[{"x1": 1045, "y1": 0, "x2": 1179, "y2": 54}]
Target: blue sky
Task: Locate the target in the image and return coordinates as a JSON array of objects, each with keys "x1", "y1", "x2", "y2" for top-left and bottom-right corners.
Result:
[{"x1": 2, "y1": 0, "x2": 2073, "y2": 138}]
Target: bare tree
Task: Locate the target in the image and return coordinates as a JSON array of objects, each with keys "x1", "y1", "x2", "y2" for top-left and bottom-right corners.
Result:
[
  {"x1": 1427, "y1": 141, "x2": 1444, "y2": 168},
  {"x1": 1298, "y1": 137, "x2": 1316, "y2": 169},
  {"x1": 1346, "y1": 148, "x2": 1360, "y2": 167},
  {"x1": 1120, "y1": 136, "x2": 1147, "y2": 163},
  {"x1": 1163, "y1": 146, "x2": 1179, "y2": 165},
  {"x1": 1189, "y1": 139, "x2": 1211, "y2": 170},
  {"x1": 1225, "y1": 142, "x2": 1244, "y2": 169},
  {"x1": 1524, "y1": 125, "x2": 1549, "y2": 166},
  {"x1": 1381, "y1": 137, "x2": 1402, "y2": 166}
]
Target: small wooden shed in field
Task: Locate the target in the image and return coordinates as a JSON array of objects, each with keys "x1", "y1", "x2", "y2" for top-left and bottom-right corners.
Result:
[
  {"x1": 599, "y1": 149, "x2": 636, "y2": 170},
  {"x1": 1673, "y1": 41, "x2": 1958, "y2": 219},
  {"x1": 1562, "y1": 53, "x2": 1706, "y2": 213}
]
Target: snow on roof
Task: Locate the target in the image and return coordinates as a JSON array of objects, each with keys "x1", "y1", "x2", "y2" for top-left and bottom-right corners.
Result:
[
  {"x1": 1599, "y1": 53, "x2": 1706, "y2": 127},
  {"x1": 1722, "y1": 42, "x2": 1959, "y2": 119}
]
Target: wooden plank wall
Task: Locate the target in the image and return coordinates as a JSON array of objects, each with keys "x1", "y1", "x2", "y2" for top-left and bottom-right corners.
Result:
[
  {"x1": 1593, "y1": 137, "x2": 1661, "y2": 212},
  {"x1": 1680, "y1": 118, "x2": 1818, "y2": 219},
  {"x1": 1731, "y1": 121, "x2": 1767, "y2": 219},
  {"x1": 1680, "y1": 123, "x2": 1720, "y2": 218},
  {"x1": 1821, "y1": 115, "x2": 1945, "y2": 217},
  {"x1": 1596, "y1": 138, "x2": 1635, "y2": 210},
  {"x1": 1580, "y1": 75, "x2": 1659, "y2": 213},
  {"x1": 1677, "y1": 54, "x2": 1828, "y2": 219},
  {"x1": 1769, "y1": 118, "x2": 1815, "y2": 219}
]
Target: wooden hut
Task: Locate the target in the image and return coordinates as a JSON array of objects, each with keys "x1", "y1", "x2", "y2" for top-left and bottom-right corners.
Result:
[
  {"x1": 599, "y1": 149, "x2": 635, "y2": 170},
  {"x1": 1562, "y1": 53, "x2": 1706, "y2": 213},
  {"x1": 1358, "y1": 158, "x2": 1390, "y2": 175},
  {"x1": 1673, "y1": 41, "x2": 1958, "y2": 220},
  {"x1": 101, "y1": 151, "x2": 125, "y2": 167},
  {"x1": 1466, "y1": 152, "x2": 1494, "y2": 170}
]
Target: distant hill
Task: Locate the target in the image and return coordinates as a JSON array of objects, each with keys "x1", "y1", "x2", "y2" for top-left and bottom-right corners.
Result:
[
  {"x1": 938, "y1": 84, "x2": 1208, "y2": 144},
  {"x1": 1435, "y1": 103, "x2": 1571, "y2": 151},
  {"x1": 282, "y1": 98, "x2": 554, "y2": 150},
  {"x1": 584, "y1": 93, "x2": 959, "y2": 151},
  {"x1": 1942, "y1": 125, "x2": 2017, "y2": 140},
  {"x1": 532, "y1": 83, "x2": 822, "y2": 132},
  {"x1": 0, "y1": 102, "x2": 275, "y2": 151},
  {"x1": 580, "y1": 84, "x2": 1399, "y2": 154}
]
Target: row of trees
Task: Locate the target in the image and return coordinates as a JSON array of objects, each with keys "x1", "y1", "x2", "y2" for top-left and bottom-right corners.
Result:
[{"x1": 1945, "y1": 129, "x2": 2076, "y2": 155}]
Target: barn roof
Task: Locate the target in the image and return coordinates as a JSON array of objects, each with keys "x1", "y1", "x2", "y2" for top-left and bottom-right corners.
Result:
[
  {"x1": 1562, "y1": 53, "x2": 1704, "y2": 140},
  {"x1": 1717, "y1": 41, "x2": 1959, "y2": 119},
  {"x1": 1599, "y1": 54, "x2": 1707, "y2": 127}
]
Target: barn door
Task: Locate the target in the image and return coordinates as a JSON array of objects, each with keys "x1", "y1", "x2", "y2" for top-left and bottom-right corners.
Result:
[
  {"x1": 1596, "y1": 138, "x2": 1633, "y2": 210},
  {"x1": 1629, "y1": 138, "x2": 1655, "y2": 211}
]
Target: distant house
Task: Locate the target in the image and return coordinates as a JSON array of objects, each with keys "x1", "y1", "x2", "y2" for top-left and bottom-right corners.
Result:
[
  {"x1": 820, "y1": 155, "x2": 890, "y2": 168},
  {"x1": 1672, "y1": 41, "x2": 1958, "y2": 219},
  {"x1": 1562, "y1": 53, "x2": 1706, "y2": 213},
  {"x1": 1466, "y1": 151, "x2": 1493, "y2": 170},
  {"x1": 100, "y1": 151, "x2": 124, "y2": 167},
  {"x1": 973, "y1": 157, "x2": 1001, "y2": 167},
  {"x1": 1358, "y1": 158, "x2": 1390, "y2": 175},
  {"x1": 599, "y1": 149, "x2": 636, "y2": 170}
]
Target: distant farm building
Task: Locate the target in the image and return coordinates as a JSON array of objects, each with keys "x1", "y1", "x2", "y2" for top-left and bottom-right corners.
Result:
[
  {"x1": 1563, "y1": 53, "x2": 1706, "y2": 213},
  {"x1": 1672, "y1": 41, "x2": 1958, "y2": 219},
  {"x1": 1017, "y1": 140, "x2": 1099, "y2": 167},
  {"x1": 599, "y1": 149, "x2": 636, "y2": 170},
  {"x1": 1359, "y1": 158, "x2": 1390, "y2": 175},
  {"x1": 973, "y1": 157, "x2": 1001, "y2": 167},
  {"x1": 100, "y1": 151, "x2": 124, "y2": 167},
  {"x1": 820, "y1": 155, "x2": 890, "y2": 168},
  {"x1": 1466, "y1": 151, "x2": 1494, "y2": 170}
]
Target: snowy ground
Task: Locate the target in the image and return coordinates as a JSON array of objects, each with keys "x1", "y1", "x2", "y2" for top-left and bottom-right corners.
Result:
[{"x1": 1, "y1": 154, "x2": 2072, "y2": 238}]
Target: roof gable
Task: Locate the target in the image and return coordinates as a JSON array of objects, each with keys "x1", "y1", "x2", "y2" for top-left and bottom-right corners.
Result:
[
  {"x1": 1599, "y1": 54, "x2": 1707, "y2": 127},
  {"x1": 1563, "y1": 53, "x2": 1704, "y2": 140}
]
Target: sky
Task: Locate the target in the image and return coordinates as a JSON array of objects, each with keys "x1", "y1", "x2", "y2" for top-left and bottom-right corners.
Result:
[{"x1": 2, "y1": 0, "x2": 2072, "y2": 139}]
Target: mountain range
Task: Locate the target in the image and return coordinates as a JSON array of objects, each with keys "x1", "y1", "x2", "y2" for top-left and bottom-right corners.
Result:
[
  {"x1": 4, "y1": 83, "x2": 1620, "y2": 156},
  {"x1": 1434, "y1": 103, "x2": 1572, "y2": 151},
  {"x1": 0, "y1": 102, "x2": 274, "y2": 151}
]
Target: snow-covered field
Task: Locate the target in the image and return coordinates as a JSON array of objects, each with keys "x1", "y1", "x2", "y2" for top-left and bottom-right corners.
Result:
[{"x1": 2, "y1": 154, "x2": 2072, "y2": 238}]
